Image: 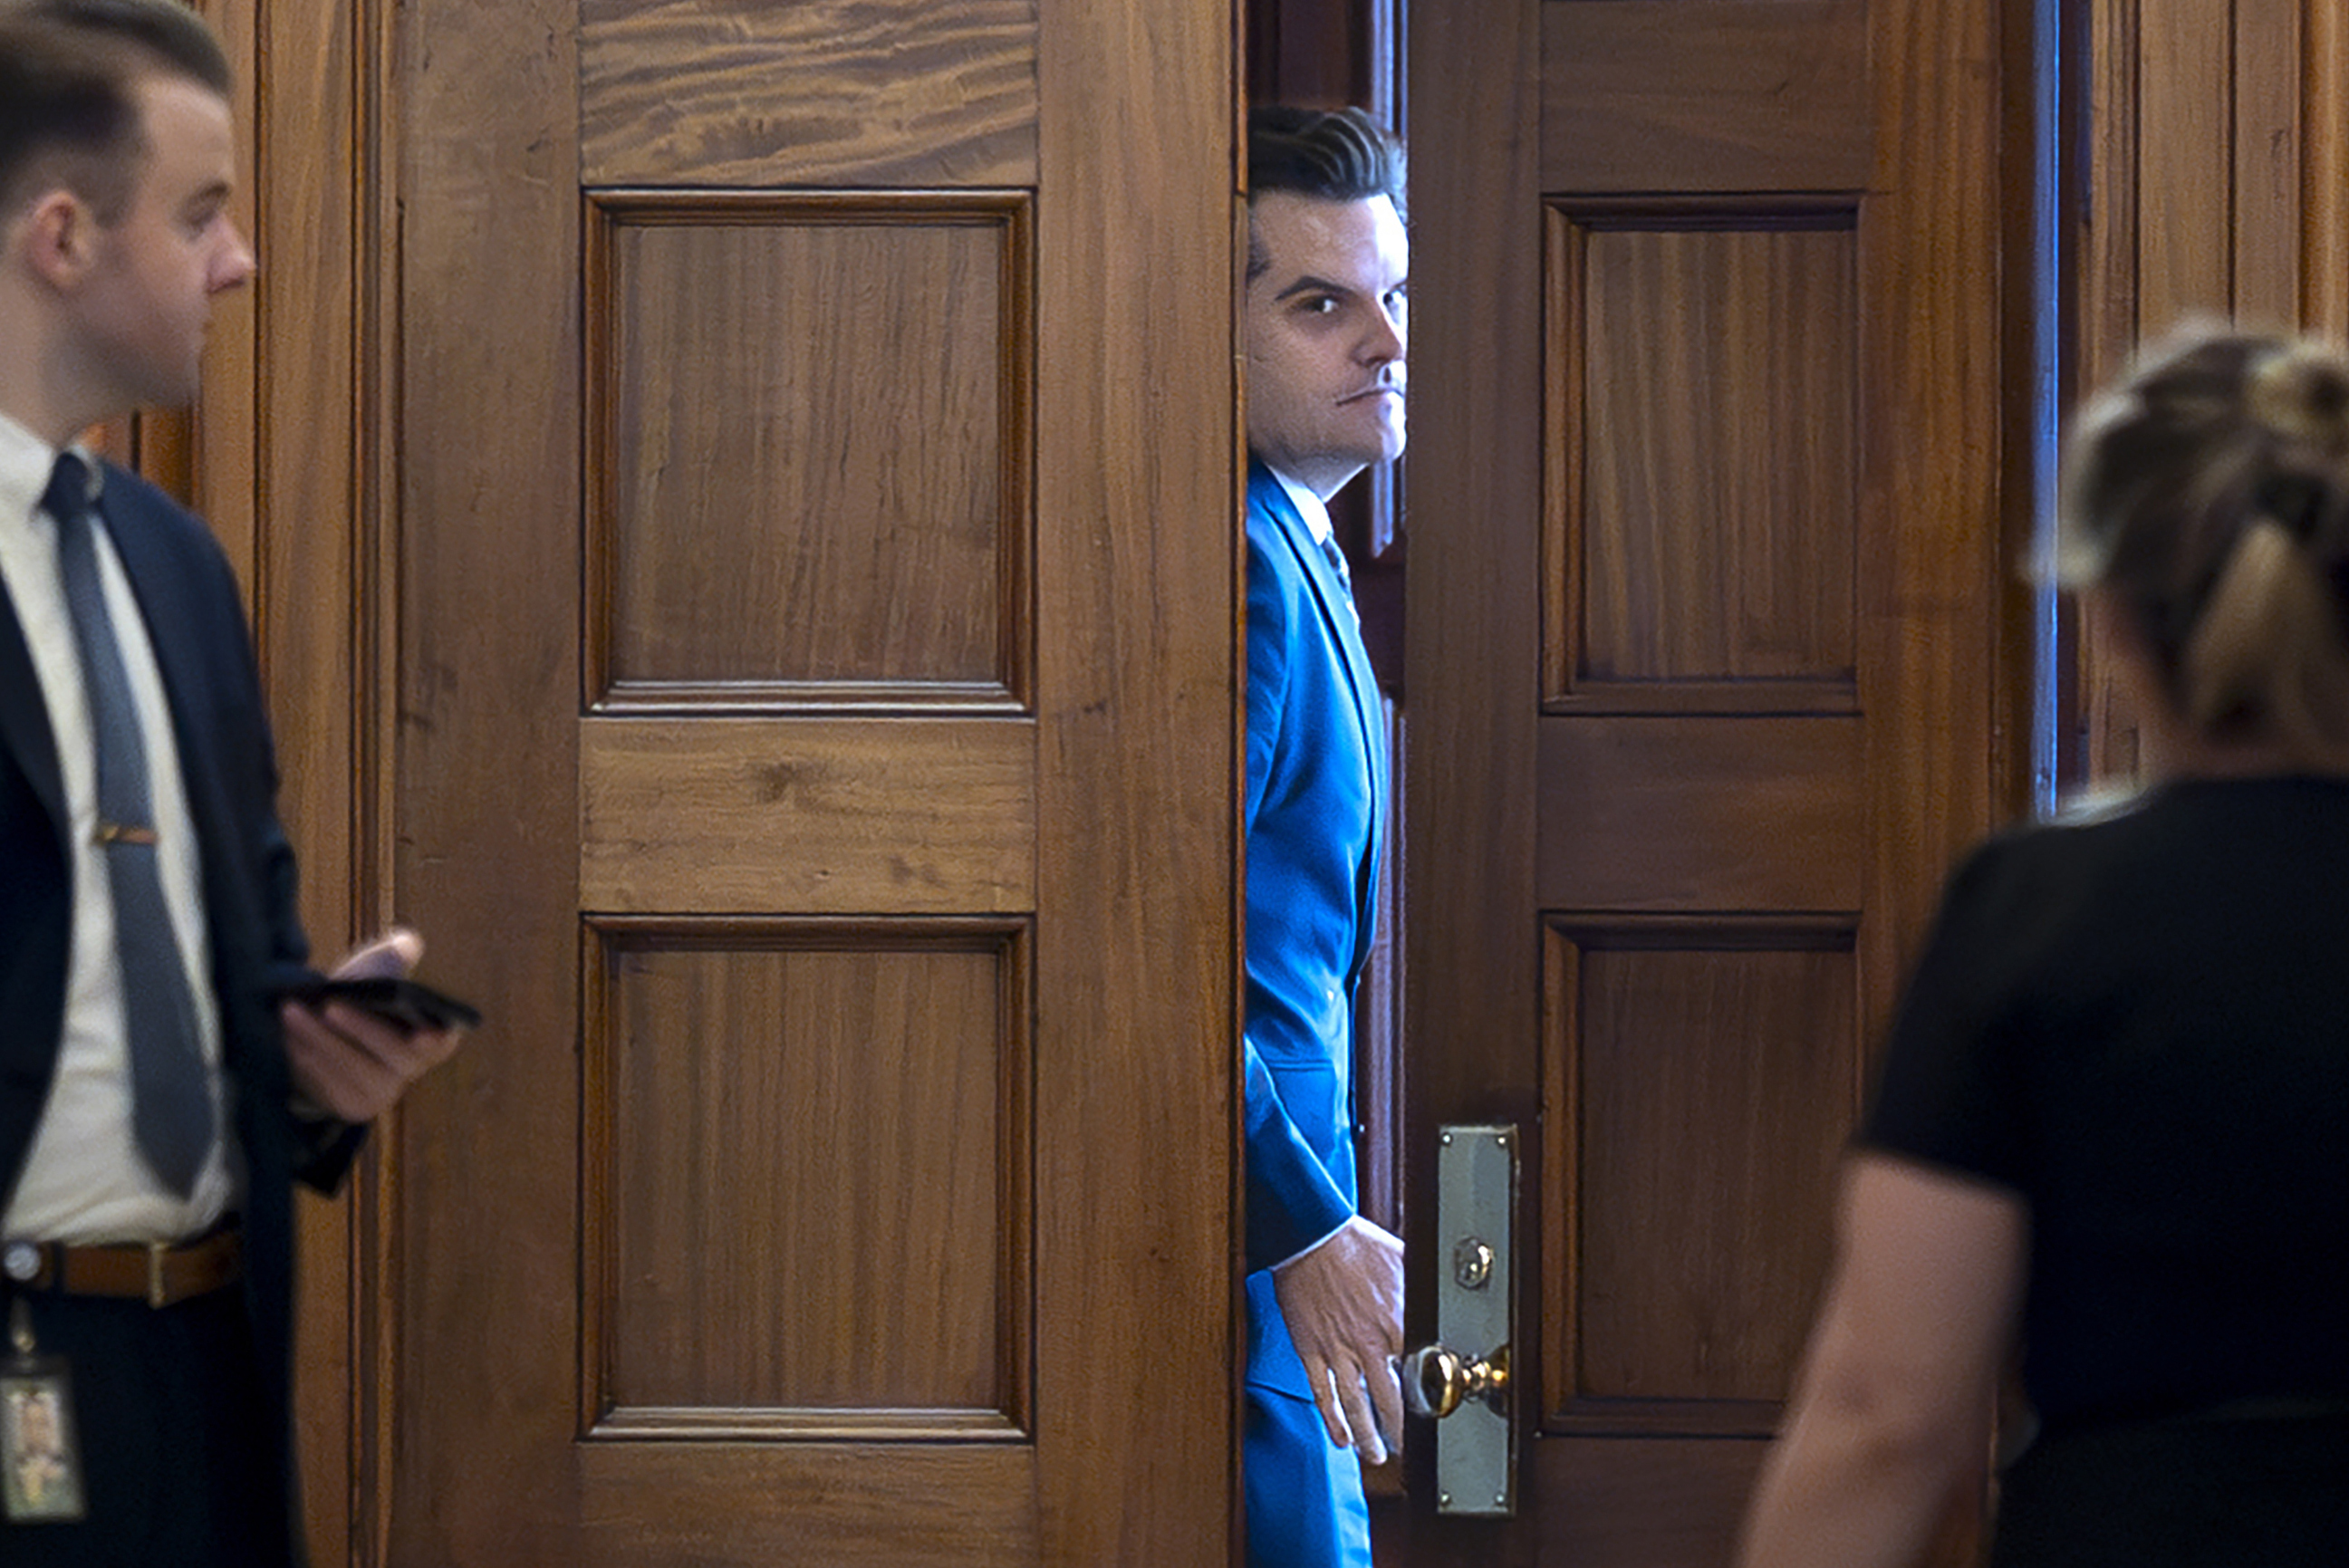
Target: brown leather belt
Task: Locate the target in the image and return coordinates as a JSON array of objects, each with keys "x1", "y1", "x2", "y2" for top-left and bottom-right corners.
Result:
[{"x1": 1, "y1": 1228, "x2": 243, "y2": 1309}]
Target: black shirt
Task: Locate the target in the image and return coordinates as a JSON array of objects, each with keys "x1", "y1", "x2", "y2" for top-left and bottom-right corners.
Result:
[{"x1": 1862, "y1": 777, "x2": 2349, "y2": 1432}]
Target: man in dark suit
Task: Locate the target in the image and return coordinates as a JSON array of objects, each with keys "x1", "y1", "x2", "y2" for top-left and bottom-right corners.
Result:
[
  {"x1": 0, "y1": 3, "x2": 462, "y2": 1562},
  {"x1": 1240, "y1": 105, "x2": 1410, "y2": 1568}
]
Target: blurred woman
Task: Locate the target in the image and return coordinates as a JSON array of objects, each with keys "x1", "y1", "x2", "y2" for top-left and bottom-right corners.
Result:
[{"x1": 1738, "y1": 326, "x2": 2349, "y2": 1568}]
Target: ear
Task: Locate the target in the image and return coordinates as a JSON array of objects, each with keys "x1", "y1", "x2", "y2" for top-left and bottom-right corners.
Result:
[{"x1": 14, "y1": 189, "x2": 101, "y2": 290}]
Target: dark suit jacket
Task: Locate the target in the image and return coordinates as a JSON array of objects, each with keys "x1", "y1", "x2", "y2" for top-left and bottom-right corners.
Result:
[
  {"x1": 1240, "y1": 462, "x2": 1390, "y2": 1404},
  {"x1": 0, "y1": 458, "x2": 355, "y2": 1553}
]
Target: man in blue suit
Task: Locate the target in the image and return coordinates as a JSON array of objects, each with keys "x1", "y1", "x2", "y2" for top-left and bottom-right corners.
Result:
[
  {"x1": 1241, "y1": 105, "x2": 1410, "y2": 1568},
  {"x1": 0, "y1": 4, "x2": 462, "y2": 1562}
]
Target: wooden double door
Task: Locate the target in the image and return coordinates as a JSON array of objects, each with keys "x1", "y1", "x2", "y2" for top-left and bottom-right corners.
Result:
[{"x1": 242, "y1": 0, "x2": 2014, "y2": 1562}]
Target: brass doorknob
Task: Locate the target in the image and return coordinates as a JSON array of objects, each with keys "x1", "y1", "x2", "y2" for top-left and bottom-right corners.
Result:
[{"x1": 1398, "y1": 1341, "x2": 1509, "y2": 1420}]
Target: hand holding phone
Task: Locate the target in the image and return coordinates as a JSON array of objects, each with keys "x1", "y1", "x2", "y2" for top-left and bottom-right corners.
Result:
[
  {"x1": 279, "y1": 928, "x2": 471, "y2": 1123},
  {"x1": 294, "y1": 976, "x2": 481, "y2": 1034}
]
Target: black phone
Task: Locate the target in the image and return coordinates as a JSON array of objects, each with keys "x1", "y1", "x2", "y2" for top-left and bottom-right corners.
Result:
[{"x1": 297, "y1": 976, "x2": 481, "y2": 1034}]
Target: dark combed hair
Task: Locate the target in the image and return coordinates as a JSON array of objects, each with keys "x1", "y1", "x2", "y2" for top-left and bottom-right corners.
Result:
[
  {"x1": 2059, "y1": 323, "x2": 2349, "y2": 760},
  {"x1": 1246, "y1": 104, "x2": 1406, "y2": 281},
  {"x1": 0, "y1": 0, "x2": 232, "y2": 222}
]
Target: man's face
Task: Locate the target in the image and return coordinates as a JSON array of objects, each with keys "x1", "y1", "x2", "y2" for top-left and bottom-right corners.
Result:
[
  {"x1": 68, "y1": 73, "x2": 254, "y2": 411},
  {"x1": 1245, "y1": 190, "x2": 1408, "y2": 500}
]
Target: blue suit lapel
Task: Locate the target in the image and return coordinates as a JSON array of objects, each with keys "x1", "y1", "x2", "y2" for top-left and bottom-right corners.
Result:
[{"x1": 1253, "y1": 471, "x2": 1387, "y2": 958}]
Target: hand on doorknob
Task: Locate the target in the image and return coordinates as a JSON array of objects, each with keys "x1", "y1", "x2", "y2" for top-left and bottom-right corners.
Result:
[{"x1": 1272, "y1": 1213, "x2": 1406, "y2": 1464}]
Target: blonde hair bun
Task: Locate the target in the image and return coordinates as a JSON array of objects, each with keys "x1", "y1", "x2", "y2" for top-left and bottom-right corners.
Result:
[{"x1": 2248, "y1": 342, "x2": 2349, "y2": 459}]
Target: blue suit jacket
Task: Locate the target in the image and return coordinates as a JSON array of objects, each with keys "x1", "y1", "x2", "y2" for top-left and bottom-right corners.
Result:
[
  {"x1": 0, "y1": 459, "x2": 352, "y2": 1562},
  {"x1": 1241, "y1": 462, "x2": 1389, "y2": 1400}
]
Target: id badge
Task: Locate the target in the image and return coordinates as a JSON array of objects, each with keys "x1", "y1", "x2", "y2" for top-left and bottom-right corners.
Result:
[{"x1": 1, "y1": 1299, "x2": 85, "y2": 1524}]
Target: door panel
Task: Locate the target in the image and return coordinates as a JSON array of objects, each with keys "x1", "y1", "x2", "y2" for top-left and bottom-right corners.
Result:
[
  {"x1": 1401, "y1": 0, "x2": 2011, "y2": 1561},
  {"x1": 378, "y1": 0, "x2": 1240, "y2": 1561}
]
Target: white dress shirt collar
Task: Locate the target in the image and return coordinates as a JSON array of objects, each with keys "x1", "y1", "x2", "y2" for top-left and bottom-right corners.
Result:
[{"x1": 1266, "y1": 466, "x2": 1336, "y2": 548}]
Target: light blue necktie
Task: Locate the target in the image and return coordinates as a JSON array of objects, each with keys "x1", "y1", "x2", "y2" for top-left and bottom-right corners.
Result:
[{"x1": 42, "y1": 453, "x2": 215, "y2": 1197}]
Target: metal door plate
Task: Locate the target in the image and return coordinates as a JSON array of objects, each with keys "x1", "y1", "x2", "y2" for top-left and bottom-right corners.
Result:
[{"x1": 1434, "y1": 1123, "x2": 1515, "y2": 1515}]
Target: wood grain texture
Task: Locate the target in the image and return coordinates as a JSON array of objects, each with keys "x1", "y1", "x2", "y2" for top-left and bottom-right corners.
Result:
[
  {"x1": 1399, "y1": 2, "x2": 1551, "y2": 1554},
  {"x1": 2078, "y1": 0, "x2": 2144, "y2": 790},
  {"x1": 1542, "y1": 1, "x2": 1869, "y2": 194},
  {"x1": 1861, "y1": 0, "x2": 2008, "y2": 1035},
  {"x1": 1537, "y1": 717, "x2": 1863, "y2": 911},
  {"x1": 579, "y1": 717, "x2": 1035, "y2": 913},
  {"x1": 1401, "y1": 0, "x2": 2007, "y2": 1559},
  {"x1": 586, "y1": 194, "x2": 1027, "y2": 702},
  {"x1": 2136, "y1": 0, "x2": 2234, "y2": 329},
  {"x1": 586, "y1": 928, "x2": 1025, "y2": 1420},
  {"x1": 1550, "y1": 926, "x2": 1853, "y2": 1412},
  {"x1": 1569, "y1": 220, "x2": 1857, "y2": 689},
  {"x1": 1526, "y1": 1437, "x2": 1767, "y2": 1568},
  {"x1": 388, "y1": 0, "x2": 586, "y2": 1559},
  {"x1": 1033, "y1": 0, "x2": 1239, "y2": 1560},
  {"x1": 577, "y1": 1445, "x2": 1040, "y2": 1568},
  {"x1": 579, "y1": 0, "x2": 1037, "y2": 188},
  {"x1": 2232, "y1": 0, "x2": 2302, "y2": 325},
  {"x1": 2305, "y1": 0, "x2": 2348, "y2": 337}
]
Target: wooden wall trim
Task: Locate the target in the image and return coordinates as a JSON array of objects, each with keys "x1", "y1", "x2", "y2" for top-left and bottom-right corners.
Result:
[
  {"x1": 2077, "y1": 0, "x2": 2346, "y2": 786},
  {"x1": 2306, "y1": 0, "x2": 2348, "y2": 336}
]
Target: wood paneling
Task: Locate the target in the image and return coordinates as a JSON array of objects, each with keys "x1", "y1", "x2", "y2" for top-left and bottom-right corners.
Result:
[
  {"x1": 1545, "y1": 923, "x2": 1853, "y2": 1421},
  {"x1": 587, "y1": 193, "x2": 1028, "y2": 707},
  {"x1": 579, "y1": 717, "x2": 1034, "y2": 913},
  {"x1": 1542, "y1": 2, "x2": 1869, "y2": 195},
  {"x1": 1537, "y1": 717, "x2": 1863, "y2": 911},
  {"x1": 2136, "y1": 0, "x2": 2235, "y2": 331},
  {"x1": 1030, "y1": 0, "x2": 1242, "y2": 1556},
  {"x1": 2075, "y1": 0, "x2": 2348, "y2": 787},
  {"x1": 2231, "y1": 2, "x2": 2302, "y2": 326},
  {"x1": 1526, "y1": 1437, "x2": 1765, "y2": 1566},
  {"x1": 576, "y1": 1447, "x2": 1040, "y2": 1568},
  {"x1": 578, "y1": 0, "x2": 1038, "y2": 188},
  {"x1": 1555, "y1": 212, "x2": 1857, "y2": 697},
  {"x1": 2308, "y1": 1, "x2": 2349, "y2": 339},
  {"x1": 585, "y1": 924, "x2": 1027, "y2": 1430},
  {"x1": 389, "y1": 0, "x2": 588, "y2": 1557}
]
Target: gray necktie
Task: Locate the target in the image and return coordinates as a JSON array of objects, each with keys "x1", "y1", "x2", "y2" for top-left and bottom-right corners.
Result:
[
  {"x1": 1320, "y1": 534, "x2": 1361, "y2": 626},
  {"x1": 42, "y1": 453, "x2": 215, "y2": 1197}
]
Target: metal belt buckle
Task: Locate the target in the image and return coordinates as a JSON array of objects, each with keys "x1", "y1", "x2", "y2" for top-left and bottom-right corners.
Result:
[{"x1": 146, "y1": 1241, "x2": 169, "y2": 1310}]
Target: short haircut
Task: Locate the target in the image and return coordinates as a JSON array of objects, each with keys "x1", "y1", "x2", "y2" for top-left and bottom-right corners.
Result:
[
  {"x1": 0, "y1": 0, "x2": 233, "y2": 224},
  {"x1": 2060, "y1": 322, "x2": 2349, "y2": 761},
  {"x1": 1246, "y1": 104, "x2": 1406, "y2": 282}
]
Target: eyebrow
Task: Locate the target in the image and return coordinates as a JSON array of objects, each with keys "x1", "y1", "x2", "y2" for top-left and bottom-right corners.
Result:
[
  {"x1": 1273, "y1": 273, "x2": 1407, "y2": 303},
  {"x1": 1273, "y1": 274, "x2": 1352, "y2": 303}
]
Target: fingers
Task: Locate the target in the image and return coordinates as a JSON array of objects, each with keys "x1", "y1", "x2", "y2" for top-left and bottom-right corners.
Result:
[
  {"x1": 1336, "y1": 1362, "x2": 1388, "y2": 1466},
  {"x1": 1305, "y1": 1354, "x2": 1401, "y2": 1464},
  {"x1": 332, "y1": 926, "x2": 423, "y2": 980},
  {"x1": 1367, "y1": 1357, "x2": 1405, "y2": 1459},
  {"x1": 279, "y1": 998, "x2": 461, "y2": 1123},
  {"x1": 1304, "y1": 1358, "x2": 1355, "y2": 1451}
]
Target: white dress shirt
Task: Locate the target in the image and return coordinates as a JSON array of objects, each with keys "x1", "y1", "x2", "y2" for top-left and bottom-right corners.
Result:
[
  {"x1": 0, "y1": 411, "x2": 232, "y2": 1243},
  {"x1": 1269, "y1": 467, "x2": 1337, "y2": 551}
]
